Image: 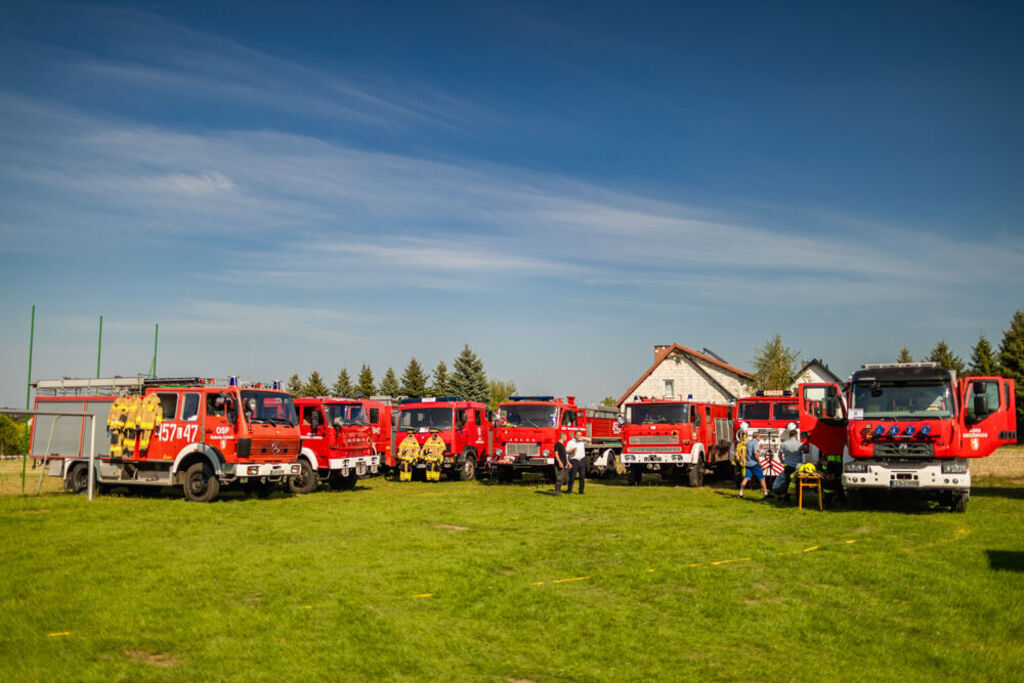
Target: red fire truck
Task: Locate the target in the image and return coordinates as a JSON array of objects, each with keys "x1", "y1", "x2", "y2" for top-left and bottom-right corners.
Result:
[
  {"x1": 30, "y1": 376, "x2": 301, "y2": 502},
  {"x1": 732, "y1": 391, "x2": 807, "y2": 484},
  {"x1": 390, "y1": 397, "x2": 492, "y2": 480},
  {"x1": 363, "y1": 397, "x2": 398, "y2": 468},
  {"x1": 291, "y1": 397, "x2": 382, "y2": 493},
  {"x1": 619, "y1": 397, "x2": 732, "y2": 486},
  {"x1": 490, "y1": 396, "x2": 621, "y2": 482},
  {"x1": 799, "y1": 363, "x2": 1017, "y2": 512}
]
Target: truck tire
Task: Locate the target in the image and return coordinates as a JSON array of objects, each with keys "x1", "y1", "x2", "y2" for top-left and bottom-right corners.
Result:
[
  {"x1": 628, "y1": 464, "x2": 643, "y2": 486},
  {"x1": 183, "y1": 462, "x2": 220, "y2": 503},
  {"x1": 601, "y1": 449, "x2": 617, "y2": 479},
  {"x1": 67, "y1": 463, "x2": 89, "y2": 494},
  {"x1": 688, "y1": 455, "x2": 705, "y2": 487},
  {"x1": 288, "y1": 458, "x2": 318, "y2": 495},
  {"x1": 330, "y1": 472, "x2": 357, "y2": 490},
  {"x1": 454, "y1": 451, "x2": 476, "y2": 481}
]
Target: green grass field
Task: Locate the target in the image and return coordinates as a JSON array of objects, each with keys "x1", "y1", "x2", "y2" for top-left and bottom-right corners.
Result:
[{"x1": 2, "y1": 459, "x2": 1023, "y2": 681}]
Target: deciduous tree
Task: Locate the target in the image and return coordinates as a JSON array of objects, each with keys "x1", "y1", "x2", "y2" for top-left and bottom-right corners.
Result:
[
  {"x1": 488, "y1": 379, "x2": 517, "y2": 411},
  {"x1": 751, "y1": 334, "x2": 799, "y2": 391}
]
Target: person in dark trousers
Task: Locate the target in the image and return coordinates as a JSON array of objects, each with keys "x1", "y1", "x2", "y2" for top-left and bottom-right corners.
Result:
[
  {"x1": 553, "y1": 433, "x2": 568, "y2": 496},
  {"x1": 566, "y1": 429, "x2": 589, "y2": 494},
  {"x1": 773, "y1": 427, "x2": 806, "y2": 504}
]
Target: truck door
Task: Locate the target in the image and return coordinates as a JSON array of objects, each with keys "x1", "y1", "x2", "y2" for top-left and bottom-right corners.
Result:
[
  {"x1": 147, "y1": 392, "x2": 191, "y2": 461},
  {"x1": 203, "y1": 391, "x2": 237, "y2": 455},
  {"x1": 798, "y1": 383, "x2": 847, "y2": 455},
  {"x1": 961, "y1": 377, "x2": 1016, "y2": 454}
]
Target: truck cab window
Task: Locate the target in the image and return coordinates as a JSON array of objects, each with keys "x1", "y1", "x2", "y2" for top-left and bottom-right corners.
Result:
[
  {"x1": 369, "y1": 408, "x2": 379, "y2": 424},
  {"x1": 181, "y1": 393, "x2": 200, "y2": 421},
  {"x1": 158, "y1": 393, "x2": 178, "y2": 420}
]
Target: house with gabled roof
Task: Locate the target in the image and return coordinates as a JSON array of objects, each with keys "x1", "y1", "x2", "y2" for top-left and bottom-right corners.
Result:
[
  {"x1": 616, "y1": 344, "x2": 756, "y2": 411},
  {"x1": 790, "y1": 358, "x2": 844, "y2": 389}
]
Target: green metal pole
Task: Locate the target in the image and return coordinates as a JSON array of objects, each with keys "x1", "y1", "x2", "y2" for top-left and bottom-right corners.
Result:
[
  {"x1": 97, "y1": 315, "x2": 103, "y2": 381},
  {"x1": 149, "y1": 323, "x2": 159, "y2": 378},
  {"x1": 23, "y1": 305, "x2": 35, "y2": 494}
]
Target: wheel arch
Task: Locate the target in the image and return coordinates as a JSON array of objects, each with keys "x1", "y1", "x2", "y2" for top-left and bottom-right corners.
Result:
[{"x1": 171, "y1": 444, "x2": 226, "y2": 480}]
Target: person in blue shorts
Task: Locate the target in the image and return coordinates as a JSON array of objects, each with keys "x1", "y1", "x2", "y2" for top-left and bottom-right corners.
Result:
[{"x1": 739, "y1": 430, "x2": 769, "y2": 499}]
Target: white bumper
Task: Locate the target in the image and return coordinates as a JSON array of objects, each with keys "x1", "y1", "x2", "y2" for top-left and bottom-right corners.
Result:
[
  {"x1": 232, "y1": 462, "x2": 301, "y2": 478},
  {"x1": 328, "y1": 454, "x2": 381, "y2": 476},
  {"x1": 492, "y1": 456, "x2": 555, "y2": 466},
  {"x1": 621, "y1": 451, "x2": 695, "y2": 465},
  {"x1": 843, "y1": 461, "x2": 970, "y2": 491}
]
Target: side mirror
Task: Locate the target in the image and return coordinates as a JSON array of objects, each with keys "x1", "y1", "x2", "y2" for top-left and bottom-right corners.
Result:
[{"x1": 972, "y1": 394, "x2": 990, "y2": 420}]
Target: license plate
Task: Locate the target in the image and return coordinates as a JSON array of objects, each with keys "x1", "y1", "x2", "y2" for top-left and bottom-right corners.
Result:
[{"x1": 890, "y1": 480, "x2": 919, "y2": 488}]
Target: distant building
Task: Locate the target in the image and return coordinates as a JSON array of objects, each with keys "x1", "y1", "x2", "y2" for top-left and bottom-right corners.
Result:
[
  {"x1": 616, "y1": 344, "x2": 756, "y2": 410},
  {"x1": 790, "y1": 358, "x2": 843, "y2": 389}
]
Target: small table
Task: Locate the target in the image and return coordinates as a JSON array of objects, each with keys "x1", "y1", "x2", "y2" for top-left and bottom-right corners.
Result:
[{"x1": 796, "y1": 473, "x2": 824, "y2": 512}]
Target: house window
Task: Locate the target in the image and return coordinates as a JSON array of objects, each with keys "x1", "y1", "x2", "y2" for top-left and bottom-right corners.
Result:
[{"x1": 663, "y1": 380, "x2": 674, "y2": 398}]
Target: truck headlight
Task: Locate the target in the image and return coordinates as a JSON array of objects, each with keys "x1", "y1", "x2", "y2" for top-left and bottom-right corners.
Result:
[
  {"x1": 941, "y1": 460, "x2": 968, "y2": 474},
  {"x1": 542, "y1": 449, "x2": 550, "y2": 457},
  {"x1": 844, "y1": 462, "x2": 868, "y2": 474}
]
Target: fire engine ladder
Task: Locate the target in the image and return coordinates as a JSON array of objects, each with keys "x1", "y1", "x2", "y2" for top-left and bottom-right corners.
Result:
[{"x1": 33, "y1": 376, "x2": 205, "y2": 396}]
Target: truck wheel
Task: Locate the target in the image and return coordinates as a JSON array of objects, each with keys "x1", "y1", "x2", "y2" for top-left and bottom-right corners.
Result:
[
  {"x1": 455, "y1": 451, "x2": 477, "y2": 481},
  {"x1": 628, "y1": 464, "x2": 643, "y2": 486},
  {"x1": 952, "y1": 493, "x2": 967, "y2": 513},
  {"x1": 183, "y1": 462, "x2": 220, "y2": 503},
  {"x1": 67, "y1": 463, "x2": 89, "y2": 494},
  {"x1": 288, "y1": 459, "x2": 318, "y2": 495},
  {"x1": 330, "y1": 472, "x2": 357, "y2": 490},
  {"x1": 688, "y1": 455, "x2": 705, "y2": 487}
]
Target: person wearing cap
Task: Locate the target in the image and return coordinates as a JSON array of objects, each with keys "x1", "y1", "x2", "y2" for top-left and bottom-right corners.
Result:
[
  {"x1": 739, "y1": 429, "x2": 769, "y2": 499},
  {"x1": 772, "y1": 425, "x2": 806, "y2": 503},
  {"x1": 565, "y1": 429, "x2": 589, "y2": 494}
]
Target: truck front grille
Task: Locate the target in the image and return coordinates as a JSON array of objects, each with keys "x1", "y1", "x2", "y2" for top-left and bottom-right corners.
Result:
[
  {"x1": 506, "y1": 443, "x2": 539, "y2": 457},
  {"x1": 630, "y1": 435, "x2": 677, "y2": 445},
  {"x1": 625, "y1": 445, "x2": 683, "y2": 454},
  {"x1": 873, "y1": 442, "x2": 934, "y2": 458}
]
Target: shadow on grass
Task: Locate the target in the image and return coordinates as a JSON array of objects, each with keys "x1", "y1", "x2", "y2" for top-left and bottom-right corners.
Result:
[
  {"x1": 970, "y1": 486, "x2": 1024, "y2": 501},
  {"x1": 986, "y1": 550, "x2": 1024, "y2": 572}
]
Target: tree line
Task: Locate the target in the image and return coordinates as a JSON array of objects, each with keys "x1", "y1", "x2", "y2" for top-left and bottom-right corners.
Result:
[{"x1": 286, "y1": 344, "x2": 518, "y2": 410}]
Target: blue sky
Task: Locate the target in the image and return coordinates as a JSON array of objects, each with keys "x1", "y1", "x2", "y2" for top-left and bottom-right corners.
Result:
[{"x1": 1, "y1": 0, "x2": 1022, "y2": 407}]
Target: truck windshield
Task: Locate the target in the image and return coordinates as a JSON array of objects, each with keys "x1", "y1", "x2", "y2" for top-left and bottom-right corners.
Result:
[
  {"x1": 851, "y1": 380, "x2": 954, "y2": 419},
  {"x1": 772, "y1": 402, "x2": 799, "y2": 422},
  {"x1": 627, "y1": 404, "x2": 688, "y2": 424},
  {"x1": 399, "y1": 407, "x2": 453, "y2": 431},
  {"x1": 737, "y1": 402, "x2": 770, "y2": 421},
  {"x1": 241, "y1": 391, "x2": 298, "y2": 426},
  {"x1": 326, "y1": 403, "x2": 368, "y2": 426},
  {"x1": 500, "y1": 404, "x2": 556, "y2": 428}
]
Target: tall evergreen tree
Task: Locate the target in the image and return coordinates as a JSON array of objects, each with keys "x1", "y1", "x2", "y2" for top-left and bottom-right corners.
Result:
[
  {"x1": 751, "y1": 334, "x2": 799, "y2": 391},
  {"x1": 355, "y1": 364, "x2": 375, "y2": 397},
  {"x1": 333, "y1": 368, "x2": 353, "y2": 397},
  {"x1": 997, "y1": 308, "x2": 1024, "y2": 442},
  {"x1": 968, "y1": 335, "x2": 998, "y2": 375},
  {"x1": 926, "y1": 340, "x2": 965, "y2": 374},
  {"x1": 302, "y1": 371, "x2": 329, "y2": 397},
  {"x1": 430, "y1": 360, "x2": 450, "y2": 397},
  {"x1": 286, "y1": 373, "x2": 302, "y2": 397},
  {"x1": 400, "y1": 357, "x2": 428, "y2": 397},
  {"x1": 450, "y1": 344, "x2": 489, "y2": 403},
  {"x1": 378, "y1": 367, "x2": 400, "y2": 397},
  {"x1": 897, "y1": 346, "x2": 913, "y2": 364},
  {"x1": 488, "y1": 379, "x2": 517, "y2": 411}
]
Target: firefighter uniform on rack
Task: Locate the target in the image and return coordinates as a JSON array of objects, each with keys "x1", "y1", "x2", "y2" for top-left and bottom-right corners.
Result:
[
  {"x1": 397, "y1": 431, "x2": 421, "y2": 482},
  {"x1": 107, "y1": 395, "x2": 130, "y2": 458},
  {"x1": 121, "y1": 395, "x2": 142, "y2": 457},
  {"x1": 420, "y1": 430, "x2": 446, "y2": 482},
  {"x1": 733, "y1": 423, "x2": 749, "y2": 482},
  {"x1": 137, "y1": 393, "x2": 163, "y2": 452}
]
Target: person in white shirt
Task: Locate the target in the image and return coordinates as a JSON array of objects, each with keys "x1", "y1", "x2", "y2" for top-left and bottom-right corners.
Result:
[{"x1": 566, "y1": 429, "x2": 589, "y2": 494}]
